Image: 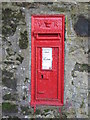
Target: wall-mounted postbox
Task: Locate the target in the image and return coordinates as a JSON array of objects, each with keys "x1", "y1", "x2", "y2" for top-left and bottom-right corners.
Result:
[{"x1": 30, "y1": 15, "x2": 65, "y2": 110}]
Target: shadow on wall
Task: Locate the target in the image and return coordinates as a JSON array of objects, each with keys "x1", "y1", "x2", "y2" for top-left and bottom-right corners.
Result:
[{"x1": 74, "y1": 15, "x2": 90, "y2": 37}]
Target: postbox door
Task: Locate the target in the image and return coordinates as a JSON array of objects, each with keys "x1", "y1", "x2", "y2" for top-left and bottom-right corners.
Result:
[{"x1": 36, "y1": 47, "x2": 59, "y2": 100}]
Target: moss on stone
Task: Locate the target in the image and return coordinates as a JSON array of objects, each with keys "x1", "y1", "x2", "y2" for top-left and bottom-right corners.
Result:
[
  {"x1": 74, "y1": 62, "x2": 90, "y2": 72},
  {"x1": 16, "y1": 54, "x2": 24, "y2": 63},
  {"x1": 3, "y1": 93, "x2": 11, "y2": 100},
  {"x1": 6, "y1": 48, "x2": 16, "y2": 56},
  {"x1": 72, "y1": 62, "x2": 90, "y2": 77},
  {"x1": 12, "y1": 2, "x2": 53, "y2": 8},
  {"x1": 19, "y1": 31, "x2": 28, "y2": 49},
  {"x1": 2, "y1": 102, "x2": 18, "y2": 113},
  {"x1": 69, "y1": 46, "x2": 78, "y2": 53},
  {"x1": 3, "y1": 93, "x2": 18, "y2": 101},
  {"x1": 71, "y1": 14, "x2": 77, "y2": 22},
  {"x1": 2, "y1": 7, "x2": 25, "y2": 37},
  {"x1": 51, "y1": 7, "x2": 66, "y2": 12},
  {"x1": 4, "y1": 61, "x2": 15, "y2": 65},
  {"x1": 2, "y1": 77, "x2": 17, "y2": 90},
  {"x1": 2, "y1": 8, "x2": 17, "y2": 37},
  {"x1": 21, "y1": 106, "x2": 29, "y2": 111},
  {"x1": 2, "y1": 69, "x2": 13, "y2": 78},
  {"x1": 50, "y1": 3, "x2": 71, "y2": 12},
  {"x1": 44, "y1": 109, "x2": 50, "y2": 113},
  {"x1": 2, "y1": 37, "x2": 12, "y2": 46},
  {"x1": 80, "y1": 101, "x2": 84, "y2": 108},
  {"x1": 16, "y1": 9, "x2": 25, "y2": 23},
  {"x1": 71, "y1": 81, "x2": 74, "y2": 85},
  {"x1": 2, "y1": 24, "x2": 17, "y2": 37},
  {"x1": 2, "y1": 8, "x2": 15, "y2": 22},
  {"x1": 73, "y1": 15, "x2": 89, "y2": 37},
  {"x1": 82, "y1": 64, "x2": 89, "y2": 72},
  {"x1": 20, "y1": 106, "x2": 32, "y2": 115},
  {"x1": 12, "y1": 2, "x2": 32, "y2": 7},
  {"x1": 71, "y1": 70, "x2": 77, "y2": 78},
  {"x1": 22, "y1": 96, "x2": 26, "y2": 100},
  {"x1": 2, "y1": 116, "x2": 21, "y2": 120},
  {"x1": 35, "y1": 109, "x2": 41, "y2": 114},
  {"x1": 24, "y1": 77, "x2": 29, "y2": 83}
]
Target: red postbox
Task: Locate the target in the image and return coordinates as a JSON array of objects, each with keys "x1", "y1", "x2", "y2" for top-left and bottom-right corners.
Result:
[{"x1": 30, "y1": 15, "x2": 65, "y2": 110}]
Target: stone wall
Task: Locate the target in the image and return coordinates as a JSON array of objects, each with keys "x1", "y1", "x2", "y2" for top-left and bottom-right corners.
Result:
[{"x1": 1, "y1": 2, "x2": 89, "y2": 119}]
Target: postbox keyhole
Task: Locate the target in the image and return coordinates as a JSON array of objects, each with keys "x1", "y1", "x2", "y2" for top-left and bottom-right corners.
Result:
[{"x1": 41, "y1": 74, "x2": 43, "y2": 79}]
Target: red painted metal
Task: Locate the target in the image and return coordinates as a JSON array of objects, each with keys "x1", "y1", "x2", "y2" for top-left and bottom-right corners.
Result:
[{"x1": 30, "y1": 15, "x2": 65, "y2": 109}]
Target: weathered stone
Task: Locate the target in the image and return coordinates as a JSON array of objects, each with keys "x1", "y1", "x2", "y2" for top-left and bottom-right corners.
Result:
[
  {"x1": 74, "y1": 62, "x2": 90, "y2": 72},
  {"x1": 6, "y1": 48, "x2": 16, "y2": 56},
  {"x1": 3, "y1": 93, "x2": 18, "y2": 101},
  {"x1": 2, "y1": 77, "x2": 17, "y2": 90},
  {"x1": 20, "y1": 106, "x2": 32, "y2": 115},
  {"x1": 74, "y1": 15, "x2": 89, "y2": 37},
  {"x1": 50, "y1": 2, "x2": 72, "y2": 12},
  {"x1": 2, "y1": 7, "x2": 26, "y2": 37},
  {"x1": 71, "y1": 62, "x2": 90, "y2": 78},
  {"x1": 1, "y1": 2, "x2": 89, "y2": 119},
  {"x1": 2, "y1": 37, "x2": 12, "y2": 46},
  {"x1": 2, "y1": 102, "x2": 18, "y2": 113},
  {"x1": 2, "y1": 116, "x2": 21, "y2": 120},
  {"x1": 2, "y1": 69, "x2": 13, "y2": 78},
  {"x1": 19, "y1": 31, "x2": 28, "y2": 49},
  {"x1": 16, "y1": 54, "x2": 24, "y2": 64}
]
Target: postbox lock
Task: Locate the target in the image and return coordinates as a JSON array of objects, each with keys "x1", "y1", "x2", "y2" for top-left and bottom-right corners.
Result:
[{"x1": 41, "y1": 74, "x2": 43, "y2": 79}]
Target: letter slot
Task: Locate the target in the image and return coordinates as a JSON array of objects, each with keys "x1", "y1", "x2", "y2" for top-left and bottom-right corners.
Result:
[{"x1": 35, "y1": 33, "x2": 61, "y2": 40}]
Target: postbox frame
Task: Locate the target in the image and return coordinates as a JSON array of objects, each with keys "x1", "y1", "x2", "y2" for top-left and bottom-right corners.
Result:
[{"x1": 30, "y1": 15, "x2": 65, "y2": 108}]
